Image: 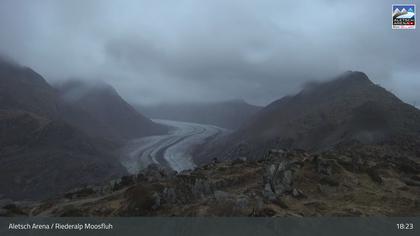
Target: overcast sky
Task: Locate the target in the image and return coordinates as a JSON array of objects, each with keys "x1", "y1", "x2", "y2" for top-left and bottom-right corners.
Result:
[{"x1": 0, "y1": 0, "x2": 419, "y2": 106}]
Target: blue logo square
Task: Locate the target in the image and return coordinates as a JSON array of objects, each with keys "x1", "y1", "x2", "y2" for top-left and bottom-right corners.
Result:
[{"x1": 392, "y1": 4, "x2": 416, "y2": 29}]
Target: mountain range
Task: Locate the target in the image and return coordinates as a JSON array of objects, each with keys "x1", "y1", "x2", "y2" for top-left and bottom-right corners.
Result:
[
  {"x1": 57, "y1": 80, "x2": 168, "y2": 142},
  {"x1": 1, "y1": 61, "x2": 420, "y2": 216},
  {"x1": 1, "y1": 56, "x2": 420, "y2": 217},
  {"x1": 0, "y1": 58, "x2": 167, "y2": 199},
  {"x1": 199, "y1": 71, "x2": 420, "y2": 162},
  {"x1": 138, "y1": 100, "x2": 261, "y2": 130}
]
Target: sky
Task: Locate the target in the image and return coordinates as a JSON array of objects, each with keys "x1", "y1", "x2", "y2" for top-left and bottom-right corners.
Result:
[{"x1": 0, "y1": 0, "x2": 419, "y2": 106}]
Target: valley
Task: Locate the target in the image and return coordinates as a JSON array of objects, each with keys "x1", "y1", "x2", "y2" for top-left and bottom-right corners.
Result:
[
  {"x1": 1, "y1": 59, "x2": 419, "y2": 217},
  {"x1": 120, "y1": 119, "x2": 229, "y2": 173}
]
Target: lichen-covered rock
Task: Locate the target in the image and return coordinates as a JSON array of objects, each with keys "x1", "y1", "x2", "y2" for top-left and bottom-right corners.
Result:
[
  {"x1": 316, "y1": 158, "x2": 333, "y2": 176},
  {"x1": 214, "y1": 190, "x2": 230, "y2": 201},
  {"x1": 191, "y1": 178, "x2": 212, "y2": 198},
  {"x1": 292, "y1": 188, "x2": 306, "y2": 199},
  {"x1": 263, "y1": 160, "x2": 295, "y2": 198},
  {"x1": 162, "y1": 187, "x2": 177, "y2": 204}
]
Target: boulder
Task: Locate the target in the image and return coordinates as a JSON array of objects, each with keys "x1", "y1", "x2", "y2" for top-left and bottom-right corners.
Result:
[
  {"x1": 262, "y1": 183, "x2": 276, "y2": 200},
  {"x1": 263, "y1": 160, "x2": 294, "y2": 197},
  {"x1": 292, "y1": 188, "x2": 306, "y2": 199},
  {"x1": 235, "y1": 195, "x2": 249, "y2": 209},
  {"x1": 317, "y1": 158, "x2": 333, "y2": 176},
  {"x1": 191, "y1": 178, "x2": 212, "y2": 198},
  {"x1": 162, "y1": 187, "x2": 177, "y2": 204},
  {"x1": 214, "y1": 190, "x2": 231, "y2": 201},
  {"x1": 151, "y1": 192, "x2": 161, "y2": 210}
]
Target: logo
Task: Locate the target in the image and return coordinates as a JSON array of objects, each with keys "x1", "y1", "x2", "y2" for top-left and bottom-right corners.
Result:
[{"x1": 392, "y1": 4, "x2": 416, "y2": 29}]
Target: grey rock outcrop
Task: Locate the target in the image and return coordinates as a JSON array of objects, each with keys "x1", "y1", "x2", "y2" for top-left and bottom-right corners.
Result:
[{"x1": 263, "y1": 160, "x2": 294, "y2": 198}]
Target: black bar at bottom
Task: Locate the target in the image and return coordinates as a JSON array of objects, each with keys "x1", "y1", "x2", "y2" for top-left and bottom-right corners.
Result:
[{"x1": 0, "y1": 217, "x2": 419, "y2": 236}]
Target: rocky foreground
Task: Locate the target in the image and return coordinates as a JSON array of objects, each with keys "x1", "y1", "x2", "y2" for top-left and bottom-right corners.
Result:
[{"x1": 1, "y1": 146, "x2": 420, "y2": 217}]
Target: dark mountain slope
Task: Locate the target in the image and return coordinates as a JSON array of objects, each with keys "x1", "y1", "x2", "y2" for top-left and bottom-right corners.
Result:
[
  {"x1": 139, "y1": 100, "x2": 261, "y2": 130},
  {"x1": 205, "y1": 71, "x2": 420, "y2": 160},
  {"x1": 57, "y1": 80, "x2": 168, "y2": 140},
  {"x1": 0, "y1": 59, "x2": 59, "y2": 117},
  {"x1": 0, "y1": 110, "x2": 126, "y2": 200},
  {"x1": 0, "y1": 58, "x2": 165, "y2": 143},
  {"x1": 0, "y1": 58, "x2": 117, "y2": 142},
  {"x1": 0, "y1": 59, "x2": 127, "y2": 200}
]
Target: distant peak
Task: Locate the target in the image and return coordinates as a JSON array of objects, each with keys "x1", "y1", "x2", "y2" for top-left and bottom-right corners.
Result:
[
  {"x1": 300, "y1": 71, "x2": 373, "y2": 94},
  {"x1": 57, "y1": 79, "x2": 119, "y2": 103},
  {"x1": 339, "y1": 71, "x2": 371, "y2": 82},
  {"x1": 225, "y1": 98, "x2": 247, "y2": 104},
  {"x1": 322, "y1": 71, "x2": 373, "y2": 88},
  {"x1": 59, "y1": 79, "x2": 116, "y2": 93}
]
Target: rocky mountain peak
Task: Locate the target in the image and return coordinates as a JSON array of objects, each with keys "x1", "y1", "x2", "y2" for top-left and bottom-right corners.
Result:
[{"x1": 209, "y1": 71, "x2": 420, "y2": 160}]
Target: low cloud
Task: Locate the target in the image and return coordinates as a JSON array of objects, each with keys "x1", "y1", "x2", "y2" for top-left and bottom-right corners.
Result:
[{"x1": 0, "y1": 0, "x2": 419, "y2": 106}]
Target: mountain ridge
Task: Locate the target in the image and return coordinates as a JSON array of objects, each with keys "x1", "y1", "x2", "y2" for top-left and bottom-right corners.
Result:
[
  {"x1": 57, "y1": 80, "x2": 169, "y2": 141},
  {"x1": 199, "y1": 71, "x2": 420, "y2": 162},
  {"x1": 139, "y1": 100, "x2": 261, "y2": 130},
  {"x1": 0, "y1": 58, "x2": 167, "y2": 200}
]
